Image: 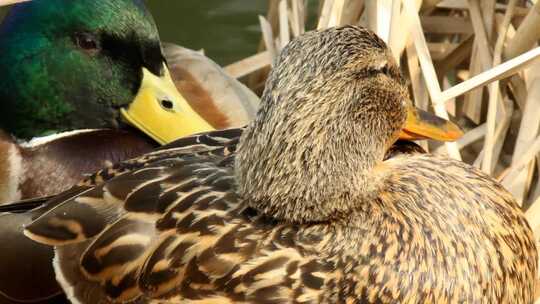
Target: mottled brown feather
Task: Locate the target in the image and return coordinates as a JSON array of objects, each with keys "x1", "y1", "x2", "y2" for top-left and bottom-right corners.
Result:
[
  {"x1": 25, "y1": 132, "x2": 537, "y2": 303},
  {"x1": 24, "y1": 26, "x2": 537, "y2": 304}
]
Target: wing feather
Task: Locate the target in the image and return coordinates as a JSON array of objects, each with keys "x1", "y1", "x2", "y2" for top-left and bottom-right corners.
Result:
[{"x1": 24, "y1": 128, "x2": 336, "y2": 303}]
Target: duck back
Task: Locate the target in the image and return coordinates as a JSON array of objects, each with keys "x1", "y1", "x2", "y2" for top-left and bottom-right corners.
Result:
[{"x1": 23, "y1": 132, "x2": 537, "y2": 303}]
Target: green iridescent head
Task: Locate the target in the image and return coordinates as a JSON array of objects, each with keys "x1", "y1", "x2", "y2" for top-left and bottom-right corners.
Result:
[{"x1": 0, "y1": 0, "x2": 213, "y2": 141}]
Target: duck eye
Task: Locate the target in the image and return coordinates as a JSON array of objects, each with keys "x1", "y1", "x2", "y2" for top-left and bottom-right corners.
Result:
[
  {"x1": 73, "y1": 32, "x2": 100, "y2": 51},
  {"x1": 380, "y1": 63, "x2": 390, "y2": 75}
]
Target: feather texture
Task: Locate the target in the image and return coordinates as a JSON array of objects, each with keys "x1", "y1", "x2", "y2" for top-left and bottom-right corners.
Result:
[
  {"x1": 24, "y1": 129, "x2": 537, "y2": 303},
  {"x1": 22, "y1": 26, "x2": 538, "y2": 303}
]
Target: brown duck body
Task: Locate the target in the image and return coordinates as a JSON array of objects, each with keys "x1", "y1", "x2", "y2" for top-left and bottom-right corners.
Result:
[
  {"x1": 19, "y1": 26, "x2": 537, "y2": 303},
  {"x1": 20, "y1": 129, "x2": 535, "y2": 304},
  {"x1": 0, "y1": 137, "x2": 424, "y2": 304}
]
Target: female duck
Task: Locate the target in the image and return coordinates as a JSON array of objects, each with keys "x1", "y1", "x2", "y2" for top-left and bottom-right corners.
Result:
[{"x1": 24, "y1": 26, "x2": 536, "y2": 303}]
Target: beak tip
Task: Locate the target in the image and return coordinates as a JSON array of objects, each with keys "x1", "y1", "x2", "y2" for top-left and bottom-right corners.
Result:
[
  {"x1": 445, "y1": 124, "x2": 464, "y2": 142},
  {"x1": 402, "y1": 107, "x2": 464, "y2": 142}
]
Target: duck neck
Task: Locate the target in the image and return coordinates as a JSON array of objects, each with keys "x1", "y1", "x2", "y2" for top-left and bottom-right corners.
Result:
[{"x1": 235, "y1": 120, "x2": 388, "y2": 224}]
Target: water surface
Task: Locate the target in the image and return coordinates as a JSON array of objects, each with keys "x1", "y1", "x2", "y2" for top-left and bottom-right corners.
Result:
[{"x1": 146, "y1": 0, "x2": 267, "y2": 65}]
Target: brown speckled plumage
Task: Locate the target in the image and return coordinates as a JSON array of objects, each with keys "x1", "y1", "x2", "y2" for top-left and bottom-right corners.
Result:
[{"x1": 23, "y1": 26, "x2": 536, "y2": 303}]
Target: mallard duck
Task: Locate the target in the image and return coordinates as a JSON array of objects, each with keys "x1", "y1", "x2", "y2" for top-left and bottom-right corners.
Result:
[
  {"x1": 5, "y1": 25, "x2": 537, "y2": 303},
  {"x1": 0, "y1": 0, "x2": 258, "y2": 203}
]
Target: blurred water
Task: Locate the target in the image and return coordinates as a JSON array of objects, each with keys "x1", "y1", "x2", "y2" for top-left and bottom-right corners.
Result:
[
  {"x1": 146, "y1": 0, "x2": 268, "y2": 65},
  {"x1": 0, "y1": 1, "x2": 269, "y2": 66}
]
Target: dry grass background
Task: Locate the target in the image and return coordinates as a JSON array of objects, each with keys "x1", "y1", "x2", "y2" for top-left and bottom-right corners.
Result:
[{"x1": 3, "y1": 0, "x2": 540, "y2": 299}]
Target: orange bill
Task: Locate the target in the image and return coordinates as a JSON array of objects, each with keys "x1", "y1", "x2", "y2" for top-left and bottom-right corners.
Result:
[{"x1": 400, "y1": 105, "x2": 463, "y2": 142}]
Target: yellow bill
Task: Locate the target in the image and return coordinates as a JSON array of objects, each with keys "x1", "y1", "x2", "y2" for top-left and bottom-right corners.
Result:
[
  {"x1": 121, "y1": 65, "x2": 214, "y2": 144},
  {"x1": 400, "y1": 105, "x2": 463, "y2": 141}
]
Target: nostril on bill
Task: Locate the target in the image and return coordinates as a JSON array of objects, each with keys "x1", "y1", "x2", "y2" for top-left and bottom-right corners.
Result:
[{"x1": 160, "y1": 99, "x2": 174, "y2": 111}]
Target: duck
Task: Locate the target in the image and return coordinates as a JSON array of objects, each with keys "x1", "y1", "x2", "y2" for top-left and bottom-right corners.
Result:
[
  {"x1": 0, "y1": 0, "x2": 259, "y2": 204},
  {"x1": 5, "y1": 25, "x2": 537, "y2": 303}
]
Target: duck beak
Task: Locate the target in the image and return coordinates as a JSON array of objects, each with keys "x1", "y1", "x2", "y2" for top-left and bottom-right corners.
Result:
[
  {"x1": 400, "y1": 105, "x2": 463, "y2": 141},
  {"x1": 120, "y1": 65, "x2": 214, "y2": 144}
]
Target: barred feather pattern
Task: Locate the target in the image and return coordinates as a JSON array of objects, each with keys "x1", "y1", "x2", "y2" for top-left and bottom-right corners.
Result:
[{"x1": 24, "y1": 129, "x2": 537, "y2": 304}]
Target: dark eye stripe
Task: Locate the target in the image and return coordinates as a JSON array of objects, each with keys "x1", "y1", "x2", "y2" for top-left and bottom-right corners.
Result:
[{"x1": 101, "y1": 33, "x2": 164, "y2": 77}]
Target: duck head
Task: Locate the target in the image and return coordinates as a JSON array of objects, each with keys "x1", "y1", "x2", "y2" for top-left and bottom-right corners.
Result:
[
  {"x1": 236, "y1": 25, "x2": 462, "y2": 223},
  {"x1": 0, "y1": 0, "x2": 212, "y2": 143}
]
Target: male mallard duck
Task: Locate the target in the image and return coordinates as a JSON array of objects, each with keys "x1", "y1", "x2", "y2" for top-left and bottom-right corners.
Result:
[
  {"x1": 6, "y1": 25, "x2": 537, "y2": 303},
  {"x1": 0, "y1": 0, "x2": 258, "y2": 203}
]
